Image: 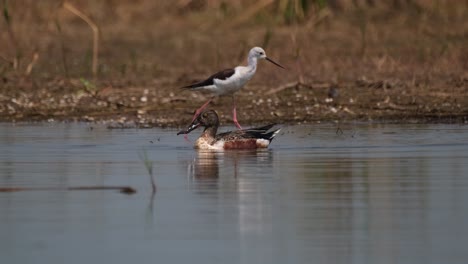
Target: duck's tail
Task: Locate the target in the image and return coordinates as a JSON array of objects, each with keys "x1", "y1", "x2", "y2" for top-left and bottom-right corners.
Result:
[
  {"x1": 264, "y1": 128, "x2": 281, "y2": 142},
  {"x1": 245, "y1": 124, "x2": 280, "y2": 142}
]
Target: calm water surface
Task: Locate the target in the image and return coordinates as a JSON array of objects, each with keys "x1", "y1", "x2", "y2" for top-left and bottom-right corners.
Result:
[{"x1": 1, "y1": 122, "x2": 468, "y2": 264}]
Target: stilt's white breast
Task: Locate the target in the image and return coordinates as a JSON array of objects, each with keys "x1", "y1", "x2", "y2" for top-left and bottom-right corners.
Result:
[{"x1": 214, "y1": 66, "x2": 256, "y2": 96}]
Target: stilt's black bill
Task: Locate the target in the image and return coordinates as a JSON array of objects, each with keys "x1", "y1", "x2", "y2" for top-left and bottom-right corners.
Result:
[{"x1": 266, "y1": 57, "x2": 285, "y2": 69}]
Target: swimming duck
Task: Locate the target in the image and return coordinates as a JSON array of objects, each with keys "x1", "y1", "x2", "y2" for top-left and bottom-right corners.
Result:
[{"x1": 177, "y1": 110, "x2": 280, "y2": 150}]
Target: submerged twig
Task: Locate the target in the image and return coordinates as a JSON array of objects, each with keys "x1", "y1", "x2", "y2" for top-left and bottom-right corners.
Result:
[
  {"x1": 139, "y1": 148, "x2": 157, "y2": 193},
  {"x1": 0, "y1": 186, "x2": 136, "y2": 194}
]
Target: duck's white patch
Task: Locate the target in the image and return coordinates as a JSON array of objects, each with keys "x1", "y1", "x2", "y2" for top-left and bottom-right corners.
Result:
[
  {"x1": 212, "y1": 140, "x2": 225, "y2": 150},
  {"x1": 195, "y1": 137, "x2": 224, "y2": 150},
  {"x1": 256, "y1": 139, "x2": 270, "y2": 148}
]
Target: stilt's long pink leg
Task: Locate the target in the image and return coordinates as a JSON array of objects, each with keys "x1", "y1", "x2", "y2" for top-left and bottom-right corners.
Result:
[
  {"x1": 232, "y1": 95, "x2": 242, "y2": 130},
  {"x1": 191, "y1": 97, "x2": 213, "y2": 122},
  {"x1": 185, "y1": 97, "x2": 214, "y2": 141}
]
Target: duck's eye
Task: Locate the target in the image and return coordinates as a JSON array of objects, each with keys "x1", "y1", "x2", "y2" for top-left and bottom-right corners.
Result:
[{"x1": 202, "y1": 113, "x2": 208, "y2": 118}]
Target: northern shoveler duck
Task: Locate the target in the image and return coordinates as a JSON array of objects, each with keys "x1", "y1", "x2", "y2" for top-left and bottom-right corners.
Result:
[
  {"x1": 181, "y1": 47, "x2": 285, "y2": 130},
  {"x1": 177, "y1": 110, "x2": 280, "y2": 150}
]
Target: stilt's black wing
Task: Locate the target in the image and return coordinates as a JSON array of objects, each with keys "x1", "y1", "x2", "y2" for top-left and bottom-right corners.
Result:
[{"x1": 181, "y1": 69, "x2": 235, "y2": 89}]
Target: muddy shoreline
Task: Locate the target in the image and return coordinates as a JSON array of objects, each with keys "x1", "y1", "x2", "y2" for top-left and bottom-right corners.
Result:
[{"x1": 1, "y1": 76, "x2": 467, "y2": 128}]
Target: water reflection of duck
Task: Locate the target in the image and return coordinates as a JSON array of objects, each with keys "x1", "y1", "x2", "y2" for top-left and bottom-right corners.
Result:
[
  {"x1": 190, "y1": 151, "x2": 219, "y2": 180},
  {"x1": 188, "y1": 150, "x2": 274, "y2": 180},
  {"x1": 177, "y1": 110, "x2": 280, "y2": 150}
]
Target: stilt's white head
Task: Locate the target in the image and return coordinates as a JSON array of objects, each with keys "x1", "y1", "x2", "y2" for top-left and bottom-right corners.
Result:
[
  {"x1": 250, "y1": 47, "x2": 268, "y2": 59},
  {"x1": 249, "y1": 47, "x2": 285, "y2": 69}
]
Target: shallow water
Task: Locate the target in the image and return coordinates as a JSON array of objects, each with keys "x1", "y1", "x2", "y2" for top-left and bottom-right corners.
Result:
[{"x1": 1, "y1": 122, "x2": 468, "y2": 264}]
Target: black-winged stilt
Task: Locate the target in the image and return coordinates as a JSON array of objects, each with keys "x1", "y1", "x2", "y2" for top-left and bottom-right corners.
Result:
[
  {"x1": 181, "y1": 47, "x2": 284, "y2": 130},
  {"x1": 177, "y1": 110, "x2": 280, "y2": 150}
]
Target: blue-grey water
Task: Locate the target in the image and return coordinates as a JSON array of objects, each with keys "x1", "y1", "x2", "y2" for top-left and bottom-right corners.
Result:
[{"x1": 1, "y1": 122, "x2": 468, "y2": 264}]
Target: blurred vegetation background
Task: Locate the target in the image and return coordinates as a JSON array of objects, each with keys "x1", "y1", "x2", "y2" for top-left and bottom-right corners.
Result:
[{"x1": 1, "y1": 0, "x2": 467, "y2": 86}]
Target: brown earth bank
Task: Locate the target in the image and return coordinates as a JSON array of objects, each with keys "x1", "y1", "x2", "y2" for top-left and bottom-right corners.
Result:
[
  {"x1": 1, "y1": 75, "x2": 467, "y2": 128},
  {"x1": 1, "y1": 1, "x2": 467, "y2": 127}
]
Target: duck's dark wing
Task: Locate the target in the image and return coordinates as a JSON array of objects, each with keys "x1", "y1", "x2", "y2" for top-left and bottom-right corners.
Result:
[
  {"x1": 181, "y1": 69, "x2": 235, "y2": 89},
  {"x1": 249, "y1": 126, "x2": 281, "y2": 142},
  {"x1": 216, "y1": 124, "x2": 280, "y2": 142},
  {"x1": 246, "y1": 124, "x2": 276, "y2": 133}
]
